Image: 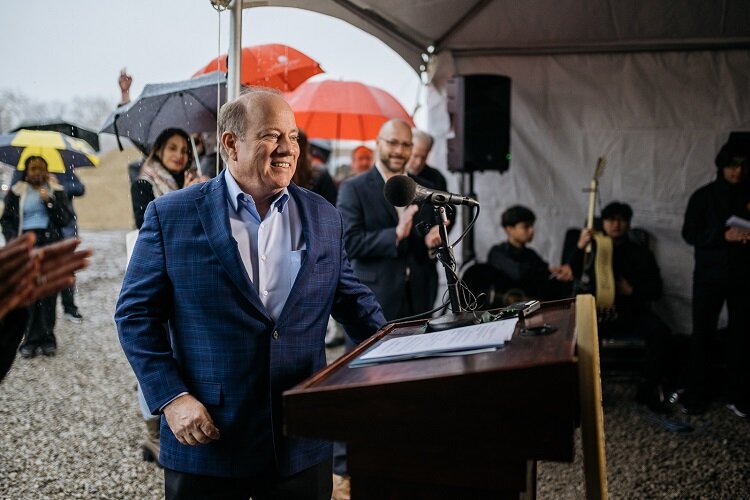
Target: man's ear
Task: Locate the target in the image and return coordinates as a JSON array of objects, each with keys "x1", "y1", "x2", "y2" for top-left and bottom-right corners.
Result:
[{"x1": 221, "y1": 132, "x2": 238, "y2": 161}]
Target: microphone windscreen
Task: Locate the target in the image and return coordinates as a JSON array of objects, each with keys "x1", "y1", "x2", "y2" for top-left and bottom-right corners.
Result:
[{"x1": 383, "y1": 175, "x2": 416, "y2": 207}]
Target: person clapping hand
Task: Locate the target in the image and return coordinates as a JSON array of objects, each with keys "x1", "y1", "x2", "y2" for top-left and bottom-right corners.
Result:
[{"x1": 0, "y1": 233, "x2": 92, "y2": 381}]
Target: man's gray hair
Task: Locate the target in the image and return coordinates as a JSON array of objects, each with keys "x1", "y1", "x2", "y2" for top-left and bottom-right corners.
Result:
[
  {"x1": 412, "y1": 129, "x2": 434, "y2": 150},
  {"x1": 217, "y1": 87, "x2": 284, "y2": 161}
]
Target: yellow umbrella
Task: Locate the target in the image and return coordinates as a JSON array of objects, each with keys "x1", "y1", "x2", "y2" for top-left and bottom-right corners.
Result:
[{"x1": 0, "y1": 129, "x2": 99, "y2": 173}]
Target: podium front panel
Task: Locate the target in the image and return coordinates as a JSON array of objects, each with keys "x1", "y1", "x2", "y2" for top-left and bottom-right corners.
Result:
[{"x1": 284, "y1": 299, "x2": 579, "y2": 463}]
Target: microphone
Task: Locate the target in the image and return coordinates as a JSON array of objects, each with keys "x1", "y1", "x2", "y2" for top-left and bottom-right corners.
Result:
[{"x1": 383, "y1": 175, "x2": 478, "y2": 207}]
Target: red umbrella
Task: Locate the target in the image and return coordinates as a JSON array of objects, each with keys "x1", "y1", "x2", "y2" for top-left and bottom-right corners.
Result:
[
  {"x1": 286, "y1": 80, "x2": 413, "y2": 141},
  {"x1": 193, "y1": 44, "x2": 323, "y2": 92}
]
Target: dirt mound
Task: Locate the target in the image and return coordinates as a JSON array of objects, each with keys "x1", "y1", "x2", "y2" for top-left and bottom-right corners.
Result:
[{"x1": 75, "y1": 148, "x2": 142, "y2": 230}]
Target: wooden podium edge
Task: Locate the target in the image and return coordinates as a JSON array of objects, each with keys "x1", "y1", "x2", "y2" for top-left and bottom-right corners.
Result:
[{"x1": 576, "y1": 294, "x2": 609, "y2": 499}]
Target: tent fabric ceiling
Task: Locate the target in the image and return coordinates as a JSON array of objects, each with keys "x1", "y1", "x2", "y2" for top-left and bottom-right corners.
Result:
[
  {"x1": 244, "y1": 0, "x2": 750, "y2": 73},
  {"x1": 239, "y1": 1, "x2": 750, "y2": 333}
]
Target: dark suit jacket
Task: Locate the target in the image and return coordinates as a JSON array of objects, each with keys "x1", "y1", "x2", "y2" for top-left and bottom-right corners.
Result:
[
  {"x1": 409, "y1": 165, "x2": 455, "y2": 313},
  {"x1": 414, "y1": 164, "x2": 448, "y2": 192},
  {"x1": 0, "y1": 308, "x2": 27, "y2": 383},
  {"x1": 338, "y1": 167, "x2": 436, "y2": 319},
  {"x1": 115, "y1": 172, "x2": 385, "y2": 478}
]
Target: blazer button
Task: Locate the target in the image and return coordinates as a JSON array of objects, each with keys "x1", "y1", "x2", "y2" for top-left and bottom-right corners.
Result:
[{"x1": 272, "y1": 330, "x2": 279, "y2": 340}]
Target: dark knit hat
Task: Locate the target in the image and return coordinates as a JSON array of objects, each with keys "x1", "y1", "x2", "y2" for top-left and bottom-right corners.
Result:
[{"x1": 715, "y1": 132, "x2": 750, "y2": 169}]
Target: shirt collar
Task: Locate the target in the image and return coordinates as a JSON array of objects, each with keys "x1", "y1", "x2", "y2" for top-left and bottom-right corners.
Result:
[
  {"x1": 224, "y1": 169, "x2": 290, "y2": 215},
  {"x1": 375, "y1": 163, "x2": 406, "y2": 184}
]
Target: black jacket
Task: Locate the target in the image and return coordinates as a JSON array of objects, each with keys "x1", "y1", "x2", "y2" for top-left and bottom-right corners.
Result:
[
  {"x1": 570, "y1": 236, "x2": 663, "y2": 318},
  {"x1": 488, "y1": 242, "x2": 551, "y2": 298},
  {"x1": 682, "y1": 175, "x2": 750, "y2": 289},
  {"x1": 0, "y1": 309, "x2": 28, "y2": 383},
  {"x1": 338, "y1": 167, "x2": 432, "y2": 320},
  {"x1": 1, "y1": 181, "x2": 71, "y2": 242}
]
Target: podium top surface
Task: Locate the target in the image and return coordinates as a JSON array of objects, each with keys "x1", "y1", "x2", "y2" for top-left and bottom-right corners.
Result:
[{"x1": 287, "y1": 299, "x2": 577, "y2": 395}]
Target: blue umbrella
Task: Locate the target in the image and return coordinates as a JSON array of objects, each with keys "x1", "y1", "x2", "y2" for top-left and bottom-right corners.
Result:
[{"x1": 100, "y1": 71, "x2": 229, "y2": 154}]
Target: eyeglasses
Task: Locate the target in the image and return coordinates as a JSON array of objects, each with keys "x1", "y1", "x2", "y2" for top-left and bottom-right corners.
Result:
[{"x1": 378, "y1": 137, "x2": 413, "y2": 149}]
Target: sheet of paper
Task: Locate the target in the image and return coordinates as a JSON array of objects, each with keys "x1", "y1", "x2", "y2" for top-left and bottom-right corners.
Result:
[
  {"x1": 356, "y1": 319, "x2": 517, "y2": 364},
  {"x1": 726, "y1": 215, "x2": 750, "y2": 231}
]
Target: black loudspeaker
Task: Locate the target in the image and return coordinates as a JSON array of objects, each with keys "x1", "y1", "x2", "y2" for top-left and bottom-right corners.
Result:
[{"x1": 447, "y1": 74, "x2": 511, "y2": 173}]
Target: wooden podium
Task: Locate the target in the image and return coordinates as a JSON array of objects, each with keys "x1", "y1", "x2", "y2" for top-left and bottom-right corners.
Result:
[{"x1": 283, "y1": 299, "x2": 581, "y2": 499}]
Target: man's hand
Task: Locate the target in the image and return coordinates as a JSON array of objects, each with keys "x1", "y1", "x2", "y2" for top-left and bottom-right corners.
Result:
[
  {"x1": 184, "y1": 170, "x2": 209, "y2": 187},
  {"x1": 0, "y1": 236, "x2": 90, "y2": 320},
  {"x1": 616, "y1": 277, "x2": 633, "y2": 296},
  {"x1": 163, "y1": 394, "x2": 221, "y2": 446},
  {"x1": 577, "y1": 228, "x2": 593, "y2": 249},
  {"x1": 424, "y1": 218, "x2": 450, "y2": 248},
  {"x1": 550, "y1": 264, "x2": 574, "y2": 282},
  {"x1": 30, "y1": 238, "x2": 93, "y2": 304},
  {"x1": 424, "y1": 224, "x2": 442, "y2": 248},
  {"x1": 395, "y1": 204, "x2": 419, "y2": 244},
  {"x1": 0, "y1": 233, "x2": 38, "y2": 320},
  {"x1": 725, "y1": 226, "x2": 750, "y2": 243},
  {"x1": 118, "y1": 68, "x2": 133, "y2": 105}
]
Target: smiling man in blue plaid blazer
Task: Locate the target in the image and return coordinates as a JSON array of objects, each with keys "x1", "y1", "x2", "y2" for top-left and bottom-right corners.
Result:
[{"x1": 115, "y1": 89, "x2": 385, "y2": 500}]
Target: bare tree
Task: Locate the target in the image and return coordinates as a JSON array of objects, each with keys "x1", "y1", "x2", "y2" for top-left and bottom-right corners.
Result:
[
  {"x1": 68, "y1": 96, "x2": 112, "y2": 130},
  {"x1": 0, "y1": 90, "x2": 32, "y2": 133},
  {"x1": 0, "y1": 89, "x2": 114, "y2": 133}
]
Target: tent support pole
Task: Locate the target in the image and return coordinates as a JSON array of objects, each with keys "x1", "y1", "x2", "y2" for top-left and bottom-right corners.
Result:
[{"x1": 228, "y1": 0, "x2": 242, "y2": 101}]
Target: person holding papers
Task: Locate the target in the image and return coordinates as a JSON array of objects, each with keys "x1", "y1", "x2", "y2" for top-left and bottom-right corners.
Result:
[{"x1": 681, "y1": 138, "x2": 750, "y2": 417}]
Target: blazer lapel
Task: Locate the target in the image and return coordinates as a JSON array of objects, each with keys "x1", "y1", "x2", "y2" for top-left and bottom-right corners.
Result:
[
  {"x1": 367, "y1": 167, "x2": 398, "y2": 224},
  {"x1": 195, "y1": 175, "x2": 271, "y2": 322},
  {"x1": 277, "y1": 184, "x2": 319, "y2": 321}
]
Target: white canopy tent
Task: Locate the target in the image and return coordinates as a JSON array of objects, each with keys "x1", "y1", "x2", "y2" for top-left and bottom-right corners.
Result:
[{"x1": 229, "y1": 0, "x2": 750, "y2": 332}]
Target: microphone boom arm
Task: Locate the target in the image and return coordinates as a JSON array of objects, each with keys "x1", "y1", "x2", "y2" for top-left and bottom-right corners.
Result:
[{"x1": 434, "y1": 205, "x2": 464, "y2": 313}]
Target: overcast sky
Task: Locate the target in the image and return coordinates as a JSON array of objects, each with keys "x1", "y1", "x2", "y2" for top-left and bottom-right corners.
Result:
[{"x1": 0, "y1": 1, "x2": 422, "y2": 115}]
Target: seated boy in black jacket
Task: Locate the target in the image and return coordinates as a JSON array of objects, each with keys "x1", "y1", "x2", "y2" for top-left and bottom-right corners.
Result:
[{"x1": 487, "y1": 205, "x2": 573, "y2": 302}]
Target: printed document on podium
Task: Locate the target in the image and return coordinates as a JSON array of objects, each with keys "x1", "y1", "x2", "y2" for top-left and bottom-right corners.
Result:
[
  {"x1": 350, "y1": 319, "x2": 517, "y2": 367},
  {"x1": 726, "y1": 215, "x2": 750, "y2": 231}
]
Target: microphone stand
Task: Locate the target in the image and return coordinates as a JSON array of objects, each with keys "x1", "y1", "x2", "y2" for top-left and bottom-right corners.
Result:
[{"x1": 426, "y1": 204, "x2": 479, "y2": 332}]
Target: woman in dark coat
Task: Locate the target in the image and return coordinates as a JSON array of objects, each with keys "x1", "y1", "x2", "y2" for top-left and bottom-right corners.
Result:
[
  {"x1": 130, "y1": 128, "x2": 207, "y2": 229},
  {"x1": 1, "y1": 156, "x2": 71, "y2": 357}
]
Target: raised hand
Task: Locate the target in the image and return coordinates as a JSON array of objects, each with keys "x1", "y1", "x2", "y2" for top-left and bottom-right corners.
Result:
[{"x1": 118, "y1": 68, "x2": 133, "y2": 105}]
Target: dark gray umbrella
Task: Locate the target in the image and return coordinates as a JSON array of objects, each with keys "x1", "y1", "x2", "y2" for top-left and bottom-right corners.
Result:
[
  {"x1": 11, "y1": 120, "x2": 100, "y2": 151},
  {"x1": 99, "y1": 71, "x2": 228, "y2": 154}
]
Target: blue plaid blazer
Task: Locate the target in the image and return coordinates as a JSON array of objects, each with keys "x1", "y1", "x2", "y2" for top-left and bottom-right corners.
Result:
[{"x1": 115, "y1": 172, "x2": 385, "y2": 478}]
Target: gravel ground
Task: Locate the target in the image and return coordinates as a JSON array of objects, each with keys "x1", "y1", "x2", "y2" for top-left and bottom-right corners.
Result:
[{"x1": 1, "y1": 230, "x2": 748, "y2": 499}]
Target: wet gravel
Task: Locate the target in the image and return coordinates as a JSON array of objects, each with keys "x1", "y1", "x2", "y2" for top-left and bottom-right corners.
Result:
[
  {"x1": 1, "y1": 230, "x2": 748, "y2": 499},
  {"x1": 0, "y1": 230, "x2": 161, "y2": 499}
]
